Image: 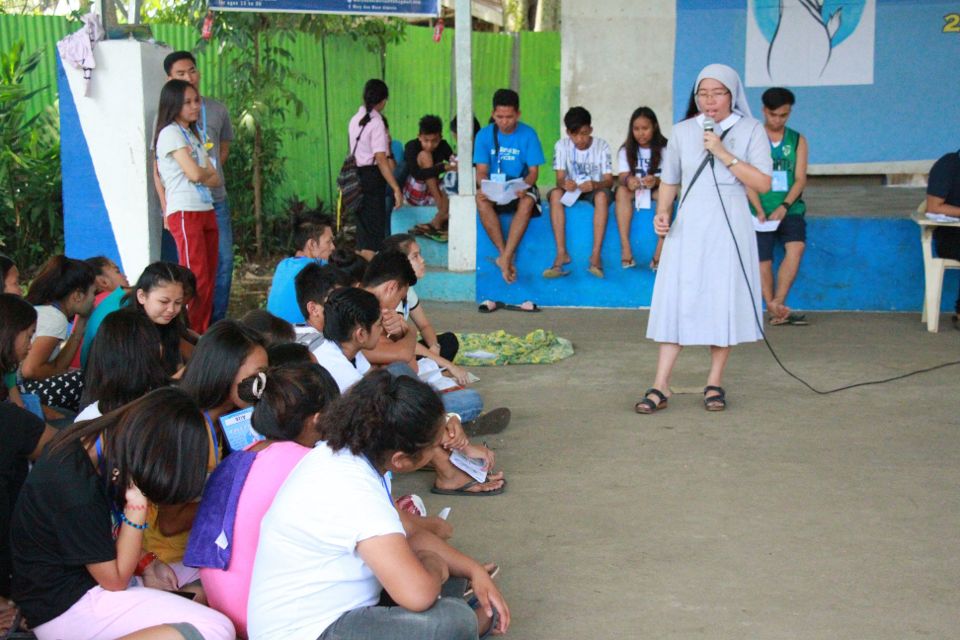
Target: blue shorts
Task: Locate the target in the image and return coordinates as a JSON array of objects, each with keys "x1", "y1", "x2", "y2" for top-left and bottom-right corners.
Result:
[{"x1": 756, "y1": 215, "x2": 806, "y2": 262}]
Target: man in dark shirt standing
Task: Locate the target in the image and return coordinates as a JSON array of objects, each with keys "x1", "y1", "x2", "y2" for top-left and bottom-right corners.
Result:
[{"x1": 926, "y1": 149, "x2": 960, "y2": 328}]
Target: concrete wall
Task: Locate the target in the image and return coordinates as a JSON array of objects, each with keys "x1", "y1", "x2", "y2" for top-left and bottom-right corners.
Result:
[
  {"x1": 560, "y1": 0, "x2": 676, "y2": 173},
  {"x1": 60, "y1": 40, "x2": 168, "y2": 278}
]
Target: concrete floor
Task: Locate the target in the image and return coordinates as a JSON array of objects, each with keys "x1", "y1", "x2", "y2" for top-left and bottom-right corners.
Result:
[{"x1": 393, "y1": 303, "x2": 960, "y2": 639}]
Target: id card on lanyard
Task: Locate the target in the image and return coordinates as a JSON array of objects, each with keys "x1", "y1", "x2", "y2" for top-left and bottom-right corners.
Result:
[
  {"x1": 770, "y1": 139, "x2": 789, "y2": 193},
  {"x1": 490, "y1": 126, "x2": 506, "y2": 183},
  {"x1": 177, "y1": 124, "x2": 214, "y2": 204}
]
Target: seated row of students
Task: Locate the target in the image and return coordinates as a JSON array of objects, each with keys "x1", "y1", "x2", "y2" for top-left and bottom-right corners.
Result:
[{"x1": 2, "y1": 253, "x2": 511, "y2": 639}]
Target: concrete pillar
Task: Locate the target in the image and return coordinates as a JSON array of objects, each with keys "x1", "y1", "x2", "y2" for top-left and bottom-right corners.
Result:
[
  {"x1": 448, "y1": 0, "x2": 477, "y2": 272},
  {"x1": 561, "y1": 0, "x2": 676, "y2": 172},
  {"x1": 59, "y1": 39, "x2": 168, "y2": 279}
]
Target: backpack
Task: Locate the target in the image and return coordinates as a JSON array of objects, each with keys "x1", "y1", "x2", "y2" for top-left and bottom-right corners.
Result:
[{"x1": 336, "y1": 115, "x2": 370, "y2": 229}]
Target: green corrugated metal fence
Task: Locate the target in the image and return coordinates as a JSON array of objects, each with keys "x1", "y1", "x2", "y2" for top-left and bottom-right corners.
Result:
[{"x1": 0, "y1": 15, "x2": 560, "y2": 207}]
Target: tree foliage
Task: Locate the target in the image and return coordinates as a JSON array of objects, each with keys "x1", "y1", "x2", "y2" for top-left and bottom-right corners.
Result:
[{"x1": 0, "y1": 41, "x2": 62, "y2": 269}]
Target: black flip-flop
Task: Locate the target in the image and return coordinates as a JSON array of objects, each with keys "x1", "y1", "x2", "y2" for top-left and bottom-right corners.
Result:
[
  {"x1": 478, "y1": 300, "x2": 505, "y2": 313},
  {"x1": 431, "y1": 480, "x2": 505, "y2": 497},
  {"x1": 503, "y1": 301, "x2": 540, "y2": 312},
  {"x1": 464, "y1": 407, "x2": 511, "y2": 437}
]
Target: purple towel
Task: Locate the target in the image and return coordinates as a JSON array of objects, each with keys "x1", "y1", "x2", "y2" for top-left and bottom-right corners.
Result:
[{"x1": 184, "y1": 450, "x2": 256, "y2": 570}]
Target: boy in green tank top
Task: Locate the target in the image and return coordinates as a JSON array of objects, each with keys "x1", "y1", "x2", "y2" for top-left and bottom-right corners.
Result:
[{"x1": 747, "y1": 87, "x2": 809, "y2": 326}]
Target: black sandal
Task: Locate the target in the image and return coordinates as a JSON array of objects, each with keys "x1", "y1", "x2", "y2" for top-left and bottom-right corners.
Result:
[
  {"x1": 635, "y1": 388, "x2": 668, "y2": 414},
  {"x1": 703, "y1": 386, "x2": 726, "y2": 411}
]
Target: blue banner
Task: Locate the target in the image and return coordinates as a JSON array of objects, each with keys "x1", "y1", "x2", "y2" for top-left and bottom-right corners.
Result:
[{"x1": 210, "y1": 0, "x2": 440, "y2": 16}]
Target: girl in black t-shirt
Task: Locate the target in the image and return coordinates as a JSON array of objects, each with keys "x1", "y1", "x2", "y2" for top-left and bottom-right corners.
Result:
[{"x1": 9, "y1": 387, "x2": 235, "y2": 640}]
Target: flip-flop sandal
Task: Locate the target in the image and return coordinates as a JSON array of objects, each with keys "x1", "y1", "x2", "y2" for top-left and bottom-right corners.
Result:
[
  {"x1": 467, "y1": 596, "x2": 501, "y2": 640},
  {"x1": 542, "y1": 266, "x2": 571, "y2": 279},
  {"x1": 431, "y1": 480, "x2": 505, "y2": 497},
  {"x1": 649, "y1": 260, "x2": 659, "y2": 272},
  {"x1": 425, "y1": 232, "x2": 448, "y2": 243},
  {"x1": 622, "y1": 259, "x2": 637, "y2": 269},
  {"x1": 703, "y1": 385, "x2": 726, "y2": 411},
  {"x1": 587, "y1": 265, "x2": 604, "y2": 279},
  {"x1": 410, "y1": 222, "x2": 440, "y2": 236},
  {"x1": 635, "y1": 387, "x2": 668, "y2": 414},
  {"x1": 478, "y1": 300, "x2": 505, "y2": 313},
  {"x1": 771, "y1": 313, "x2": 807, "y2": 326},
  {"x1": 464, "y1": 407, "x2": 512, "y2": 436},
  {"x1": 502, "y1": 301, "x2": 540, "y2": 312}
]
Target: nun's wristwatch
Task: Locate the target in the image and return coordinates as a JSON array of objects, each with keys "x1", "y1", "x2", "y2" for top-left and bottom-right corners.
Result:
[{"x1": 725, "y1": 157, "x2": 739, "y2": 169}]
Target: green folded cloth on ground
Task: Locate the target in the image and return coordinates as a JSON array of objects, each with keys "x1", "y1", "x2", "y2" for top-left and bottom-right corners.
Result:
[{"x1": 453, "y1": 329, "x2": 574, "y2": 366}]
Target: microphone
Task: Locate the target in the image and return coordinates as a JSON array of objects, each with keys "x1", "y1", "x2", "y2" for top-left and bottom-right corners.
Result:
[{"x1": 703, "y1": 116, "x2": 716, "y2": 167}]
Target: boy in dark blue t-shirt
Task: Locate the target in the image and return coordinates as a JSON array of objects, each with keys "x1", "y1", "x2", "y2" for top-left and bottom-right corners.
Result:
[
  {"x1": 926, "y1": 149, "x2": 960, "y2": 327},
  {"x1": 473, "y1": 89, "x2": 545, "y2": 284}
]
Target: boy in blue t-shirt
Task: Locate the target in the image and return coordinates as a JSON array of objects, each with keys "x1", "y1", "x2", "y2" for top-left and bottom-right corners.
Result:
[
  {"x1": 473, "y1": 89, "x2": 545, "y2": 284},
  {"x1": 266, "y1": 209, "x2": 336, "y2": 324}
]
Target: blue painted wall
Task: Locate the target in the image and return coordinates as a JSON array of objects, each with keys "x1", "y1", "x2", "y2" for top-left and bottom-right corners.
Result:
[
  {"x1": 476, "y1": 200, "x2": 956, "y2": 312},
  {"x1": 58, "y1": 57, "x2": 123, "y2": 266},
  {"x1": 674, "y1": 0, "x2": 960, "y2": 164}
]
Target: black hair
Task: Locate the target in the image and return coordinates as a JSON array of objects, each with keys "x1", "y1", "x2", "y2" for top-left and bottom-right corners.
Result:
[
  {"x1": 450, "y1": 115, "x2": 481, "y2": 139},
  {"x1": 328, "y1": 249, "x2": 369, "y2": 287},
  {"x1": 564, "y1": 106, "x2": 591, "y2": 132},
  {"x1": 0, "y1": 254, "x2": 15, "y2": 283},
  {"x1": 292, "y1": 208, "x2": 335, "y2": 252},
  {"x1": 382, "y1": 233, "x2": 417, "y2": 256},
  {"x1": 81, "y1": 309, "x2": 168, "y2": 414},
  {"x1": 237, "y1": 363, "x2": 340, "y2": 441},
  {"x1": 762, "y1": 87, "x2": 796, "y2": 110},
  {"x1": 180, "y1": 319, "x2": 267, "y2": 412},
  {"x1": 267, "y1": 342, "x2": 314, "y2": 367},
  {"x1": 295, "y1": 263, "x2": 340, "y2": 321},
  {"x1": 51, "y1": 387, "x2": 209, "y2": 507},
  {"x1": 123, "y1": 262, "x2": 190, "y2": 376},
  {"x1": 24, "y1": 255, "x2": 96, "y2": 306},
  {"x1": 154, "y1": 79, "x2": 200, "y2": 151},
  {"x1": 322, "y1": 370, "x2": 445, "y2": 468},
  {"x1": 684, "y1": 87, "x2": 699, "y2": 119},
  {"x1": 621, "y1": 106, "x2": 668, "y2": 176},
  {"x1": 360, "y1": 78, "x2": 389, "y2": 125},
  {"x1": 174, "y1": 264, "x2": 197, "y2": 300},
  {"x1": 240, "y1": 309, "x2": 296, "y2": 347},
  {"x1": 361, "y1": 249, "x2": 417, "y2": 289},
  {"x1": 418, "y1": 115, "x2": 443, "y2": 136},
  {"x1": 0, "y1": 293, "x2": 37, "y2": 373},
  {"x1": 84, "y1": 256, "x2": 112, "y2": 276},
  {"x1": 322, "y1": 286, "x2": 380, "y2": 344},
  {"x1": 163, "y1": 50, "x2": 197, "y2": 76},
  {"x1": 492, "y1": 88, "x2": 520, "y2": 110}
]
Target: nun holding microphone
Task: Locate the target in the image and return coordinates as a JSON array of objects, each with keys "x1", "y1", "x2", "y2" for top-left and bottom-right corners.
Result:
[{"x1": 636, "y1": 64, "x2": 773, "y2": 415}]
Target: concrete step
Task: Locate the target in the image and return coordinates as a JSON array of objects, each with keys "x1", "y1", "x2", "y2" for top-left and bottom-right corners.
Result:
[
  {"x1": 391, "y1": 206, "x2": 448, "y2": 267},
  {"x1": 416, "y1": 265, "x2": 475, "y2": 302}
]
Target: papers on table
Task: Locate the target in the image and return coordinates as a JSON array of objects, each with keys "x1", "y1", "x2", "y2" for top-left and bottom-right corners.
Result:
[
  {"x1": 926, "y1": 213, "x2": 959, "y2": 223},
  {"x1": 560, "y1": 189, "x2": 581, "y2": 207},
  {"x1": 753, "y1": 217, "x2": 782, "y2": 232},
  {"x1": 481, "y1": 178, "x2": 529, "y2": 205}
]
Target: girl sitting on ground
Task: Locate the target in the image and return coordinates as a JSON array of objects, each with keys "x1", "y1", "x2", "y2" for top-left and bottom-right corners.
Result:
[
  {"x1": 9, "y1": 387, "x2": 235, "y2": 640},
  {"x1": 186, "y1": 363, "x2": 340, "y2": 638},
  {"x1": 142, "y1": 320, "x2": 268, "y2": 587},
  {"x1": 121, "y1": 262, "x2": 193, "y2": 377},
  {"x1": 20, "y1": 255, "x2": 96, "y2": 413},
  {"x1": 614, "y1": 107, "x2": 668, "y2": 270},
  {"x1": 1, "y1": 254, "x2": 21, "y2": 295},
  {"x1": 0, "y1": 294, "x2": 57, "y2": 605},
  {"x1": 248, "y1": 371, "x2": 509, "y2": 640},
  {"x1": 75, "y1": 308, "x2": 169, "y2": 422}
]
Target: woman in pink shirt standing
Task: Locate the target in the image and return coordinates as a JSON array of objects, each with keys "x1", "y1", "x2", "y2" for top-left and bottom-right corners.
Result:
[
  {"x1": 186, "y1": 363, "x2": 340, "y2": 638},
  {"x1": 349, "y1": 79, "x2": 405, "y2": 259}
]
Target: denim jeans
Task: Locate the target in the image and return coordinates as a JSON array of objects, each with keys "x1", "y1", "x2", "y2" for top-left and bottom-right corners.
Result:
[
  {"x1": 317, "y1": 578, "x2": 477, "y2": 640},
  {"x1": 212, "y1": 198, "x2": 233, "y2": 322},
  {"x1": 385, "y1": 362, "x2": 483, "y2": 423}
]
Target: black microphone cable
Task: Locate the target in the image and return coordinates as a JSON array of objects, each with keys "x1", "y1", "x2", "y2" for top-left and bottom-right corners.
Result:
[{"x1": 707, "y1": 162, "x2": 960, "y2": 395}]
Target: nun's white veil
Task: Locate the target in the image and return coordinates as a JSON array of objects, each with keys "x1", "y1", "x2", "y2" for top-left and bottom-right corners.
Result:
[{"x1": 695, "y1": 64, "x2": 752, "y2": 119}]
